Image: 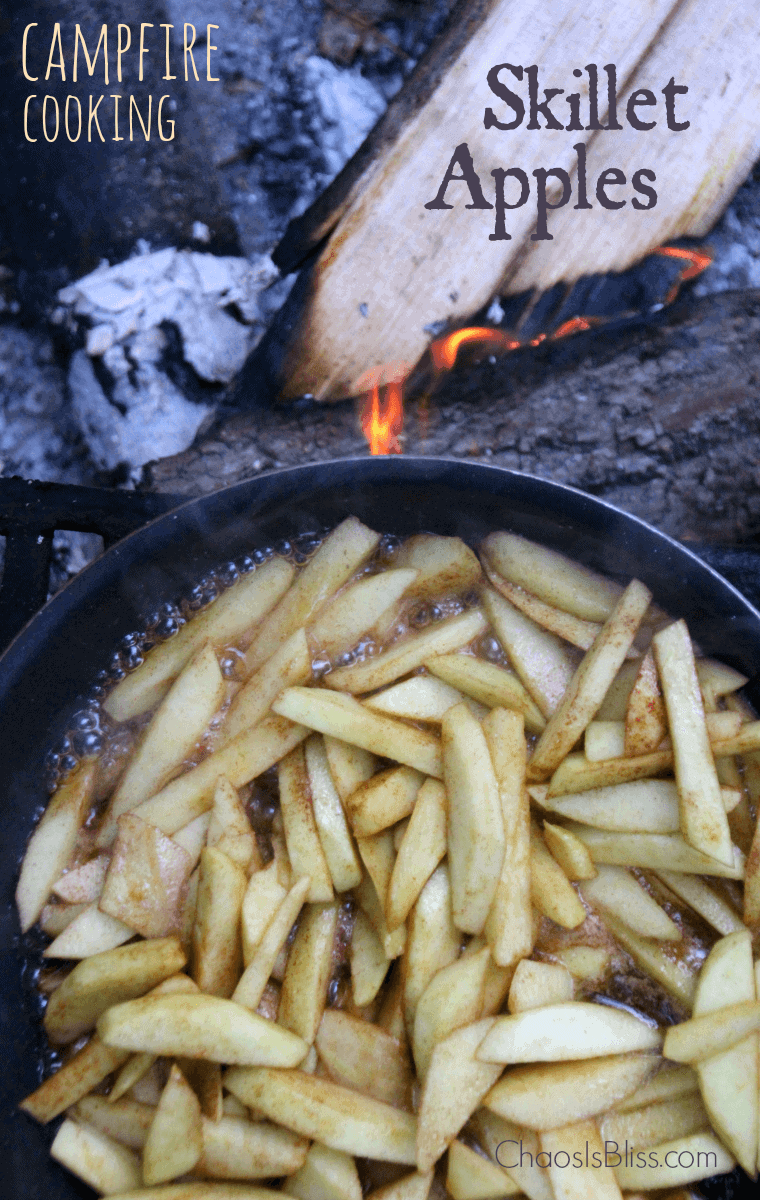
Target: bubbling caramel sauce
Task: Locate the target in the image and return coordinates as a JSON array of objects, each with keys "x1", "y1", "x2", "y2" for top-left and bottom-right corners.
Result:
[{"x1": 24, "y1": 522, "x2": 754, "y2": 1186}]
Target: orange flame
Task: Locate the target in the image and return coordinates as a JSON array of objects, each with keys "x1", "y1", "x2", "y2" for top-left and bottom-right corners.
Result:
[
  {"x1": 355, "y1": 362, "x2": 411, "y2": 455},
  {"x1": 430, "y1": 326, "x2": 519, "y2": 371},
  {"x1": 361, "y1": 380, "x2": 404, "y2": 454},
  {"x1": 359, "y1": 244, "x2": 713, "y2": 453}
]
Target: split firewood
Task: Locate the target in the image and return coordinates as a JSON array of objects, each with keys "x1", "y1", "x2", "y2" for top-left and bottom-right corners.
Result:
[{"x1": 263, "y1": 0, "x2": 760, "y2": 402}]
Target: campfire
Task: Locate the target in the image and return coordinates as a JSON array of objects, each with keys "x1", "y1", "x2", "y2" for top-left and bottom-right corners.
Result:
[
  {"x1": 2, "y1": 0, "x2": 760, "y2": 590},
  {"x1": 358, "y1": 245, "x2": 714, "y2": 456}
]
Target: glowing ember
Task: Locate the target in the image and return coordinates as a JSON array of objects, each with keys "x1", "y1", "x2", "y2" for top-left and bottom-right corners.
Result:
[
  {"x1": 654, "y1": 245, "x2": 714, "y2": 304},
  {"x1": 359, "y1": 244, "x2": 713, "y2": 454}
]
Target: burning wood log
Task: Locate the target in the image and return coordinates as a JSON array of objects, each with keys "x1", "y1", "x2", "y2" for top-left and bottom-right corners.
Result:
[
  {"x1": 146, "y1": 286, "x2": 760, "y2": 546},
  {"x1": 263, "y1": 0, "x2": 760, "y2": 402}
]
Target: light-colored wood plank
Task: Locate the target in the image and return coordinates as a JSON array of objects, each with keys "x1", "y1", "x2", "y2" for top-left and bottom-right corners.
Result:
[
  {"x1": 274, "y1": 0, "x2": 759, "y2": 402},
  {"x1": 506, "y1": 0, "x2": 760, "y2": 292}
]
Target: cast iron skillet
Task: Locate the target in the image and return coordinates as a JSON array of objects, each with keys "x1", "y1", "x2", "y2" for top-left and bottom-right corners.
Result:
[{"x1": 1, "y1": 458, "x2": 758, "y2": 1199}]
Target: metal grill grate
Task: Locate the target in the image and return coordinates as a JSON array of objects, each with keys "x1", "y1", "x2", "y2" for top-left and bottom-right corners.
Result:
[{"x1": 0, "y1": 478, "x2": 184, "y2": 653}]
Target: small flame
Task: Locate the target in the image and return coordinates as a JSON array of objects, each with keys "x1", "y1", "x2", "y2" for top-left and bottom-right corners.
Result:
[
  {"x1": 430, "y1": 326, "x2": 518, "y2": 371},
  {"x1": 355, "y1": 361, "x2": 411, "y2": 455},
  {"x1": 359, "y1": 244, "x2": 713, "y2": 454}
]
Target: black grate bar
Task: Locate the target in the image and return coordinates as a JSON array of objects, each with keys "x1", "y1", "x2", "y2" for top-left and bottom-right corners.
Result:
[
  {"x1": 0, "y1": 477, "x2": 185, "y2": 652},
  {"x1": 0, "y1": 477, "x2": 184, "y2": 546},
  {"x1": 0, "y1": 530, "x2": 55, "y2": 646}
]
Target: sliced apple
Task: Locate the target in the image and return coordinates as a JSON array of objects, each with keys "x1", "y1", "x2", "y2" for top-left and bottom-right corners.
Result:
[
  {"x1": 530, "y1": 824, "x2": 586, "y2": 930},
  {"x1": 386, "y1": 778, "x2": 447, "y2": 931},
  {"x1": 541, "y1": 778, "x2": 683, "y2": 833},
  {"x1": 43, "y1": 936, "x2": 186, "y2": 1045},
  {"x1": 472, "y1": 1109, "x2": 555, "y2": 1200},
  {"x1": 600, "y1": 1092, "x2": 710, "y2": 1151},
  {"x1": 529, "y1": 579, "x2": 652, "y2": 780},
  {"x1": 442, "y1": 704, "x2": 505, "y2": 934},
  {"x1": 541, "y1": 1119, "x2": 623, "y2": 1200},
  {"x1": 416, "y1": 1018, "x2": 503, "y2": 1172},
  {"x1": 223, "y1": 1067, "x2": 417, "y2": 1164},
  {"x1": 143, "y1": 1063, "x2": 203, "y2": 1185},
  {"x1": 654, "y1": 870, "x2": 745, "y2": 936},
  {"x1": 242, "y1": 516, "x2": 380, "y2": 676},
  {"x1": 477, "y1": 1001, "x2": 662, "y2": 1064},
  {"x1": 542, "y1": 822, "x2": 597, "y2": 881},
  {"x1": 326, "y1": 609, "x2": 487, "y2": 695},
  {"x1": 345, "y1": 765, "x2": 424, "y2": 838},
  {"x1": 73, "y1": 1095, "x2": 153, "y2": 1150},
  {"x1": 365, "y1": 674, "x2": 487, "y2": 724},
  {"x1": 484, "y1": 1052, "x2": 660, "y2": 1130},
  {"x1": 192, "y1": 846, "x2": 247, "y2": 998},
  {"x1": 97, "y1": 992, "x2": 308, "y2": 1066},
  {"x1": 278, "y1": 745, "x2": 334, "y2": 903},
  {"x1": 482, "y1": 708, "x2": 533, "y2": 965},
  {"x1": 481, "y1": 532, "x2": 623, "y2": 621},
  {"x1": 350, "y1": 908, "x2": 390, "y2": 1006},
  {"x1": 198, "y1": 1115, "x2": 309, "y2": 1179},
  {"x1": 16, "y1": 758, "x2": 97, "y2": 933},
  {"x1": 691, "y1": 929, "x2": 758, "y2": 1177},
  {"x1": 395, "y1": 533, "x2": 481, "y2": 599},
  {"x1": 43, "y1": 903, "x2": 134, "y2": 959},
  {"x1": 653, "y1": 619, "x2": 732, "y2": 867},
  {"x1": 446, "y1": 1139, "x2": 521, "y2": 1200},
  {"x1": 279, "y1": 901, "x2": 339, "y2": 1044},
  {"x1": 316, "y1": 1009, "x2": 411, "y2": 1107},
  {"x1": 100, "y1": 814, "x2": 193, "y2": 939},
  {"x1": 581, "y1": 865, "x2": 681, "y2": 940},
  {"x1": 624, "y1": 649, "x2": 667, "y2": 756},
  {"x1": 98, "y1": 641, "x2": 225, "y2": 845},
  {"x1": 402, "y1": 864, "x2": 460, "y2": 1031},
  {"x1": 50, "y1": 1118, "x2": 141, "y2": 1195},
  {"x1": 305, "y1": 734, "x2": 362, "y2": 893},
  {"x1": 663, "y1": 999, "x2": 760, "y2": 1064},
  {"x1": 482, "y1": 586, "x2": 576, "y2": 719},
  {"x1": 425, "y1": 653, "x2": 546, "y2": 734},
  {"x1": 508, "y1": 959, "x2": 574, "y2": 1013},
  {"x1": 283, "y1": 1141, "x2": 362, "y2": 1200},
  {"x1": 20, "y1": 1036, "x2": 129, "y2": 1123},
  {"x1": 104, "y1": 554, "x2": 294, "y2": 721},
  {"x1": 412, "y1": 946, "x2": 490, "y2": 1079}
]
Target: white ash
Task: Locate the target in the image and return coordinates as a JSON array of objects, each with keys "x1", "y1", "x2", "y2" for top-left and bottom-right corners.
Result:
[
  {"x1": 48, "y1": 531, "x2": 105, "y2": 598},
  {"x1": 68, "y1": 346, "x2": 213, "y2": 478},
  {"x1": 55, "y1": 245, "x2": 297, "y2": 477},
  {"x1": 486, "y1": 297, "x2": 506, "y2": 324},
  {"x1": 160, "y1": 0, "x2": 449, "y2": 256},
  {"x1": 303, "y1": 56, "x2": 387, "y2": 179},
  {"x1": 0, "y1": 326, "x2": 83, "y2": 484},
  {"x1": 57, "y1": 247, "x2": 281, "y2": 383},
  {"x1": 694, "y1": 169, "x2": 760, "y2": 295}
]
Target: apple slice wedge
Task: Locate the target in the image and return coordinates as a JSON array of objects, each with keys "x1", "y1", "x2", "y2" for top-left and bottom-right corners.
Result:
[
  {"x1": 477, "y1": 1001, "x2": 662, "y2": 1064},
  {"x1": 692, "y1": 930, "x2": 758, "y2": 1178}
]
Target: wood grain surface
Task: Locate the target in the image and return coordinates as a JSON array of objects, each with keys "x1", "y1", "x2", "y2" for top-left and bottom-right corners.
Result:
[{"x1": 272, "y1": 0, "x2": 760, "y2": 401}]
